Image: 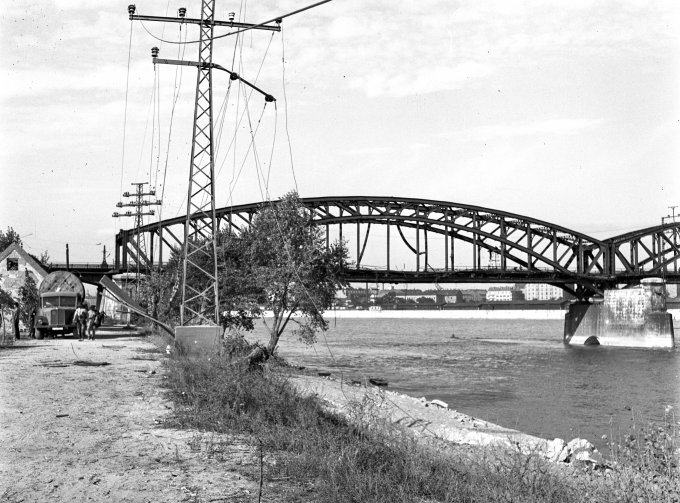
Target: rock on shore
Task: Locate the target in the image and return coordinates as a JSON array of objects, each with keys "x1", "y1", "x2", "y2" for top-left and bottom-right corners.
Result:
[{"x1": 290, "y1": 374, "x2": 604, "y2": 466}]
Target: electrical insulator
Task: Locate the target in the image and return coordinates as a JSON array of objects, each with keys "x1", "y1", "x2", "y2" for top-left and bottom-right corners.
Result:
[
  {"x1": 123, "y1": 192, "x2": 130, "y2": 197},
  {"x1": 128, "y1": 4, "x2": 136, "y2": 17},
  {"x1": 151, "y1": 47, "x2": 160, "y2": 59},
  {"x1": 228, "y1": 12, "x2": 235, "y2": 22},
  {"x1": 178, "y1": 7, "x2": 186, "y2": 18},
  {"x1": 116, "y1": 202, "x2": 123, "y2": 208}
]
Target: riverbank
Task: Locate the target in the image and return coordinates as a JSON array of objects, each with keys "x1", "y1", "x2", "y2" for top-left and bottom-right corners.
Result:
[
  {"x1": 289, "y1": 373, "x2": 603, "y2": 464},
  {"x1": 166, "y1": 340, "x2": 678, "y2": 502},
  {"x1": 3, "y1": 331, "x2": 676, "y2": 502}
]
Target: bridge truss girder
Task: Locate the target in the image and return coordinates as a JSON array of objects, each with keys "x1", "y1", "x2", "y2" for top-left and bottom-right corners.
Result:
[{"x1": 114, "y1": 196, "x2": 680, "y2": 298}]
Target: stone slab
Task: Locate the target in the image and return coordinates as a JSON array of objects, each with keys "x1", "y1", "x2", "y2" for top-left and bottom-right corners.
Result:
[{"x1": 174, "y1": 325, "x2": 222, "y2": 356}]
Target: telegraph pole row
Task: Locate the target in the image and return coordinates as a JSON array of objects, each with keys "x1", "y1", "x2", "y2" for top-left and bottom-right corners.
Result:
[{"x1": 112, "y1": 181, "x2": 162, "y2": 290}]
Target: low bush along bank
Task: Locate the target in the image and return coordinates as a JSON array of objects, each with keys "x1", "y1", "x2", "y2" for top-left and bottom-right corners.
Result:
[{"x1": 160, "y1": 337, "x2": 680, "y2": 503}]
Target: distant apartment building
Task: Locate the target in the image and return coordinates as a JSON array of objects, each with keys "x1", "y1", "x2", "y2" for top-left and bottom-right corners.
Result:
[
  {"x1": 343, "y1": 287, "x2": 375, "y2": 306},
  {"x1": 435, "y1": 290, "x2": 463, "y2": 304},
  {"x1": 486, "y1": 285, "x2": 524, "y2": 302},
  {"x1": 460, "y1": 289, "x2": 487, "y2": 303},
  {"x1": 522, "y1": 283, "x2": 564, "y2": 301}
]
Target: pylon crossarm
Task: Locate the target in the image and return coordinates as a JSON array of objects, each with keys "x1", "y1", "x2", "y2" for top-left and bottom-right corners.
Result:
[
  {"x1": 129, "y1": 13, "x2": 281, "y2": 32},
  {"x1": 154, "y1": 58, "x2": 275, "y2": 102}
]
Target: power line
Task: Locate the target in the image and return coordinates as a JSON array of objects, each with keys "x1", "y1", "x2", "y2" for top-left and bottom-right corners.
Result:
[{"x1": 132, "y1": 0, "x2": 331, "y2": 45}]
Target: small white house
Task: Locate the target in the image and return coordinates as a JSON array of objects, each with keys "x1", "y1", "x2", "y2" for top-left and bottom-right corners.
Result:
[{"x1": 0, "y1": 243, "x2": 48, "y2": 299}]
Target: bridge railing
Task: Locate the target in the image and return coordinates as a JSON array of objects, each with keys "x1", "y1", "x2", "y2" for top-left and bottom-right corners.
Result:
[
  {"x1": 49, "y1": 263, "x2": 113, "y2": 270},
  {"x1": 355, "y1": 264, "x2": 556, "y2": 273},
  {"x1": 49, "y1": 262, "x2": 170, "y2": 272}
]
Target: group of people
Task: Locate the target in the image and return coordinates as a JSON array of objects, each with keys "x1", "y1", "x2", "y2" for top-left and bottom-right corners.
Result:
[
  {"x1": 73, "y1": 303, "x2": 104, "y2": 341},
  {"x1": 5, "y1": 302, "x2": 104, "y2": 341}
]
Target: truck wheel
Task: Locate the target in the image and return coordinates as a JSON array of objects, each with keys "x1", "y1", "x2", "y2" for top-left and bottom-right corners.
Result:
[{"x1": 36, "y1": 329, "x2": 44, "y2": 340}]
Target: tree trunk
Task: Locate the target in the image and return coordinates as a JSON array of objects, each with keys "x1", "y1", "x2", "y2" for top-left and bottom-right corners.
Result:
[{"x1": 245, "y1": 345, "x2": 269, "y2": 369}]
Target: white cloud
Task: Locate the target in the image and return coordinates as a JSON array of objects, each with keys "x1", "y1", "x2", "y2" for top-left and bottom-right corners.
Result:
[
  {"x1": 278, "y1": 0, "x2": 680, "y2": 98},
  {"x1": 441, "y1": 118, "x2": 604, "y2": 142},
  {"x1": 344, "y1": 146, "x2": 391, "y2": 156}
]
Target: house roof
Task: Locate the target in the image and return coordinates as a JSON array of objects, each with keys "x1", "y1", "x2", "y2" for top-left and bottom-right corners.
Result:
[{"x1": 0, "y1": 243, "x2": 48, "y2": 279}]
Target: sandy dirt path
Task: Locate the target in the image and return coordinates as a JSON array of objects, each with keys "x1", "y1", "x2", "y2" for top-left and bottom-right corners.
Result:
[{"x1": 0, "y1": 330, "x2": 268, "y2": 503}]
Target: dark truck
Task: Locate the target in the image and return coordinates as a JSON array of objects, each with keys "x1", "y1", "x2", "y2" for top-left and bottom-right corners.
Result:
[{"x1": 34, "y1": 271, "x2": 85, "y2": 339}]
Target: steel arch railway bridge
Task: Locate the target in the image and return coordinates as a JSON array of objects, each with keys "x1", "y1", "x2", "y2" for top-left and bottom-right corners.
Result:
[{"x1": 111, "y1": 196, "x2": 680, "y2": 299}]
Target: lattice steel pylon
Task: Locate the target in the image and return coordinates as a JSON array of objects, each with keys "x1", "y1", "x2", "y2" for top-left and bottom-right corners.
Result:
[
  {"x1": 178, "y1": 0, "x2": 218, "y2": 326},
  {"x1": 128, "y1": 2, "x2": 280, "y2": 326}
]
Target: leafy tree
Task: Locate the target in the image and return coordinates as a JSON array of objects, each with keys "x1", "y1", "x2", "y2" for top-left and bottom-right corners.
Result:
[
  {"x1": 140, "y1": 192, "x2": 347, "y2": 361},
  {"x1": 138, "y1": 268, "x2": 179, "y2": 326},
  {"x1": 215, "y1": 231, "x2": 262, "y2": 333},
  {"x1": 18, "y1": 270, "x2": 39, "y2": 325},
  {"x1": 0, "y1": 227, "x2": 22, "y2": 251},
  {"x1": 0, "y1": 286, "x2": 14, "y2": 306},
  {"x1": 240, "y1": 192, "x2": 348, "y2": 358},
  {"x1": 376, "y1": 291, "x2": 397, "y2": 305},
  {"x1": 39, "y1": 250, "x2": 51, "y2": 267},
  {"x1": 137, "y1": 251, "x2": 182, "y2": 327},
  {"x1": 0, "y1": 286, "x2": 14, "y2": 338}
]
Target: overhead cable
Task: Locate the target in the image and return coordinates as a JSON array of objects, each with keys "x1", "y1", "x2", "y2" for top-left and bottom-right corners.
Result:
[{"x1": 136, "y1": 0, "x2": 332, "y2": 45}]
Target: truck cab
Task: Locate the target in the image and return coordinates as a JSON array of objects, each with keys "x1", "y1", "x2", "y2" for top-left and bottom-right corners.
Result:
[{"x1": 35, "y1": 292, "x2": 81, "y2": 339}]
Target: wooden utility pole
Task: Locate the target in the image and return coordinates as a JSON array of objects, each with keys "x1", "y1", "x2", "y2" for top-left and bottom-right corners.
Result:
[{"x1": 113, "y1": 181, "x2": 162, "y2": 291}]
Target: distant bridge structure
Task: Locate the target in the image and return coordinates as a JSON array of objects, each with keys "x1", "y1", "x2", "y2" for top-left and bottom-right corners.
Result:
[{"x1": 105, "y1": 196, "x2": 680, "y2": 299}]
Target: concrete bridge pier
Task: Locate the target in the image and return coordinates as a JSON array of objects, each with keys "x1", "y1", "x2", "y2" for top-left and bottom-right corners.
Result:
[{"x1": 564, "y1": 278, "x2": 674, "y2": 348}]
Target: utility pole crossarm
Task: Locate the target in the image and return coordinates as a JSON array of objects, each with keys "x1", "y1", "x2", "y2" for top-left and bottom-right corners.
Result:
[
  {"x1": 128, "y1": 12, "x2": 281, "y2": 32},
  {"x1": 153, "y1": 57, "x2": 275, "y2": 102}
]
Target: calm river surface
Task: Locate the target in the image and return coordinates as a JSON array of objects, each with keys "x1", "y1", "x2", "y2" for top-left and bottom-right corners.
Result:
[{"x1": 248, "y1": 317, "x2": 680, "y2": 448}]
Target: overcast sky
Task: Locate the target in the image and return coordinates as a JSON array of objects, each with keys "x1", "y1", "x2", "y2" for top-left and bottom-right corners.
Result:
[{"x1": 1, "y1": 0, "x2": 679, "y2": 263}]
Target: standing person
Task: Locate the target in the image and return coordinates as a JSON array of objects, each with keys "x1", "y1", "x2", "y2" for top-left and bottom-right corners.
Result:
[
  {"x1": 12, "y1": 302, "x2": 20, "y2": 340},
  {"x1": 87, "y1": 305, "x2": 96, "y2": 340},
  {"x1": 94, "y1": 310, "x2": 106, "y2": 330},
  {"x1": 79, "y1": 303, "x2": 89, "y2": 341},
  {"x1": 74, "y1": 303, "x2": 86, "y2": 341},
  {"x1": 29, "y1": 308, "x2": 36, "y2": 339}
]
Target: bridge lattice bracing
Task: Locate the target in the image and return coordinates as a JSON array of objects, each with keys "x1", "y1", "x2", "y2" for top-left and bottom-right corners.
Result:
[{"x1": 112, "y1": 196, "x2": 680, "y2": 297}]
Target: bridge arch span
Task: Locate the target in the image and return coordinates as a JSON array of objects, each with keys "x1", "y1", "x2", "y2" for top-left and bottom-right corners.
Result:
[{"x1": 114, "y1": 196, "x2": 680, "y2": 296}]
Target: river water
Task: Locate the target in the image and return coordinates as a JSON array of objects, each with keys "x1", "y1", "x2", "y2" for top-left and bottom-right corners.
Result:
[{"x1": 248, "y1": 316, "x2": 680, "y2": 449}]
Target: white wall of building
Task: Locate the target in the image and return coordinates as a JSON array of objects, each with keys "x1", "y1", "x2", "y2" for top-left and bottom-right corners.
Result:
[{"x1": 522, "y1": 283, "x2": 564, "y2": 301}]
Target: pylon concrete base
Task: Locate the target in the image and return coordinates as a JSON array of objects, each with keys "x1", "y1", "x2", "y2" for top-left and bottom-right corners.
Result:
[{"x1": 175, "y1": 325, "x2": 222, "y2": 356}]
